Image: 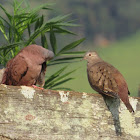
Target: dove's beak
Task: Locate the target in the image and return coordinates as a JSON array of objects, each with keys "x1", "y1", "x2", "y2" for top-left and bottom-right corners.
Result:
[
  {"x1": 81, "y1": 55, "x2": 87, "y2": 61},
  {"x1": 83, "y1": 55, "x2": 88, "y2": 60},
  {"x1": 80, "y1": 58, "x2": 84, "y2": 61}
]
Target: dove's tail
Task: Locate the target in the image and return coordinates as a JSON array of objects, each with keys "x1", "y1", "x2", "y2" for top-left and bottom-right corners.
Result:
[
  {"x1": 120, "y1": 95, "x2": 134, "y2": 113},
  {"x1": 124, "y1": 102, "x2": 134, "y2": 113}
]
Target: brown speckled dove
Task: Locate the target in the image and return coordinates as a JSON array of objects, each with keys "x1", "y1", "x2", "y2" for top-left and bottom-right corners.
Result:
[
  {"x1": 84, "y1": 51, "x2": 134, "y2": 113},
  {"x1": 1, "y1": 44, "x2": 54, "y2": 88}
]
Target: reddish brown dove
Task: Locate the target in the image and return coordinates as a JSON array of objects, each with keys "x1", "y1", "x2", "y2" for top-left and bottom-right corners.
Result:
[
  {"x1": 1, "y1": 44, "x2": 54, "y2": 88},
  {"x1": 84, "y1": 51, "x2": 134, "y2": 113}
]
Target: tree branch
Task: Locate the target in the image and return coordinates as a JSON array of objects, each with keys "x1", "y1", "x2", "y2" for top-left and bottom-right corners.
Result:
[{"x1": 0, "y1": 84, "x2": 140, "y2": 140}]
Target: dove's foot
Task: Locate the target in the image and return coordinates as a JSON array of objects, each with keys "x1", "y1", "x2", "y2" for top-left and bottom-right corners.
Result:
[{"x1": 31, "y1": 85, "x2": 44, "y2": 90}]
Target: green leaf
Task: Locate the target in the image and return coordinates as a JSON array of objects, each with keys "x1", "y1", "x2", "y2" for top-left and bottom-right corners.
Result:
[
  {"x1": 26, "y1": 25, "x2": 50, "y2": 45},
  {"x1": 55, "y1": 22, "x2": 80, "y2": 27},
  {"x1": 16, "y1": 17, "x2": 30, "y2": 27},
  {"x1": 8, "y1": 27, "x2": 12, "y2": 42},
  {"x1": 48, "y1": 57, "x2": 82, "y2": 66},
  {"x1": 0, "y1": 20, "x2": 8, "y2": 40},
  {"x1": 34, "y1": 18, "x2": 40, "y2": 31},
  {"x1": 34, "y1": 16, "x2": 44, "y2": 31},
  {"x1": 52, "y1": 87, "x2": 73, "y2": 91},
  {"x1": 58, "y1": 38, "x2": 85, "y2": 54},
  {"x1": 0, "y1": 42, "x2": 23, "y2": 50},
  {"x1": 45, "y1": 66, "x2": 67, "y2": 86},
  {"x1": 0, "y1": 42, "x2": 24, "y2": 57},
  {"x1": 30, "y1": 3, "x2": 53, "y2": 15},
  {"x1": 51, "y1": 69, "x2": 76, "y2": 83},
  {"x1": 0, "y1": 4, "x2": 11, "y2": 20},
  {"x1": 54, "y1": 26, "x2": 76, "y2": 35},
  {"x1": 50, "y1": 27, "x2": 57, "y2": 54},
  {"x1": 13, "y1": 0, "x2": 24, "y2": 14},
  {"x1": 45, "y1": 69, "x2": 76, "y2": 87},
  {"x1": 48, "y1": 78, "x2": 74, "y2": 89},
  {"x1": 0, "y1": 16, "x2": 10, "y2": 26},
  {"x1": 47, "y1": 14, "x2": 71, "y2": 24},
  {"x1": 51, "y1": 56, "x2": 82, "y2": 62},
  {"x1": 47, "y1": 61, "x2": 78, "y2": 66},
  {"x1": 40, "y1": 15, "x2": 44, "y2": 27},
  {"x1": 62, "y1": 51, "x2": 86, "y2": 55},
  {"x1": 41, "y1": 33, "x2": 48, "y2": 49},
  {"x1": 27, "y1": 24, "x2": 31, "y2": 37}
]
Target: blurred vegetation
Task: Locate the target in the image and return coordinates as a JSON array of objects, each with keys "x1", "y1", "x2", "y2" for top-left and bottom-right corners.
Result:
[
  {"x1": 2, "y1": 0, "x2": 140, "y2": 44},
  {"x1": 0, "y1": 0, "x2": 85, "y2": 90},
  {"x1": 50, "y1": 0, "x2": 140, "y2": 43}
]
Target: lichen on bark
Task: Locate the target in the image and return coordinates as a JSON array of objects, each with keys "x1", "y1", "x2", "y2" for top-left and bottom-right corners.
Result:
[{"x1": 0, "y1": 84, "x2": 139, "y2": 140}]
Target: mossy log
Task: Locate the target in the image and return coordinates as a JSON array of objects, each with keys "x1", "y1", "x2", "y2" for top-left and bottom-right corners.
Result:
[{"x1": 0, "y1": 84, "x2": 140, "y2": 140}]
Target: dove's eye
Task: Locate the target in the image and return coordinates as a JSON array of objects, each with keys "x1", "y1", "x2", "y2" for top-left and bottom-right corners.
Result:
[{"x1": 89, "y1": 53, "x2": 92, "y2": 56}]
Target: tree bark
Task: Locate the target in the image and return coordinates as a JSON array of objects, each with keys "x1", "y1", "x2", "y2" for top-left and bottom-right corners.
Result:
[
  {"x1": 0, "y1": 84, "x2": 140, "y2": 140},
  {"x1": 0, "y1": 68, "x2": 5, "y2": 83}
]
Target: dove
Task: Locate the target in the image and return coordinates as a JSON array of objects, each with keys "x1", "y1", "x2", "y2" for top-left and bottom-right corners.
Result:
[
  {"x1": 1, "y1": 44, "x2": 54, "y2": 88},
  {"x1": 84, "y1": 51, "x2": 134, "y2": 113}
]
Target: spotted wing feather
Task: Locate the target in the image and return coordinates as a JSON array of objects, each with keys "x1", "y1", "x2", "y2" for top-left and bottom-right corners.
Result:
[{"x1": 88, "y1": 62, "x2": 119, "y2": 98}]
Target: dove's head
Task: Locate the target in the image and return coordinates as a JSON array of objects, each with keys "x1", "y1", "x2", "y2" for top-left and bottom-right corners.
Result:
[
  {"x1": 83, "y1": 51, "x2": 102, "y2": 64},
  {"x1": 47, "y1": 50, "x2": 54, "y2": 60},
  {"x1": 84, "y1": 51, "x2": 99, "y2": 60}
]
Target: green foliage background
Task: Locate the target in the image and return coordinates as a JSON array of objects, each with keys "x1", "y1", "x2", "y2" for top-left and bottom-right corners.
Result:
[
  {"x1": 0, "y1": 0, "x2": 140, "y2": 96},
  {"x1": 2, "y1": 0, "x2": 140, "y2": 42},
  {"x1": 48, "y1": 0, "x2": 140, "y2": 41}
]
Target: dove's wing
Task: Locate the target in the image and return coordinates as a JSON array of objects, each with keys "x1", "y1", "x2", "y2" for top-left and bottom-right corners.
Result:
[{"x1": 88, "y1": 62, "x2": 119, "y2": 98}]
